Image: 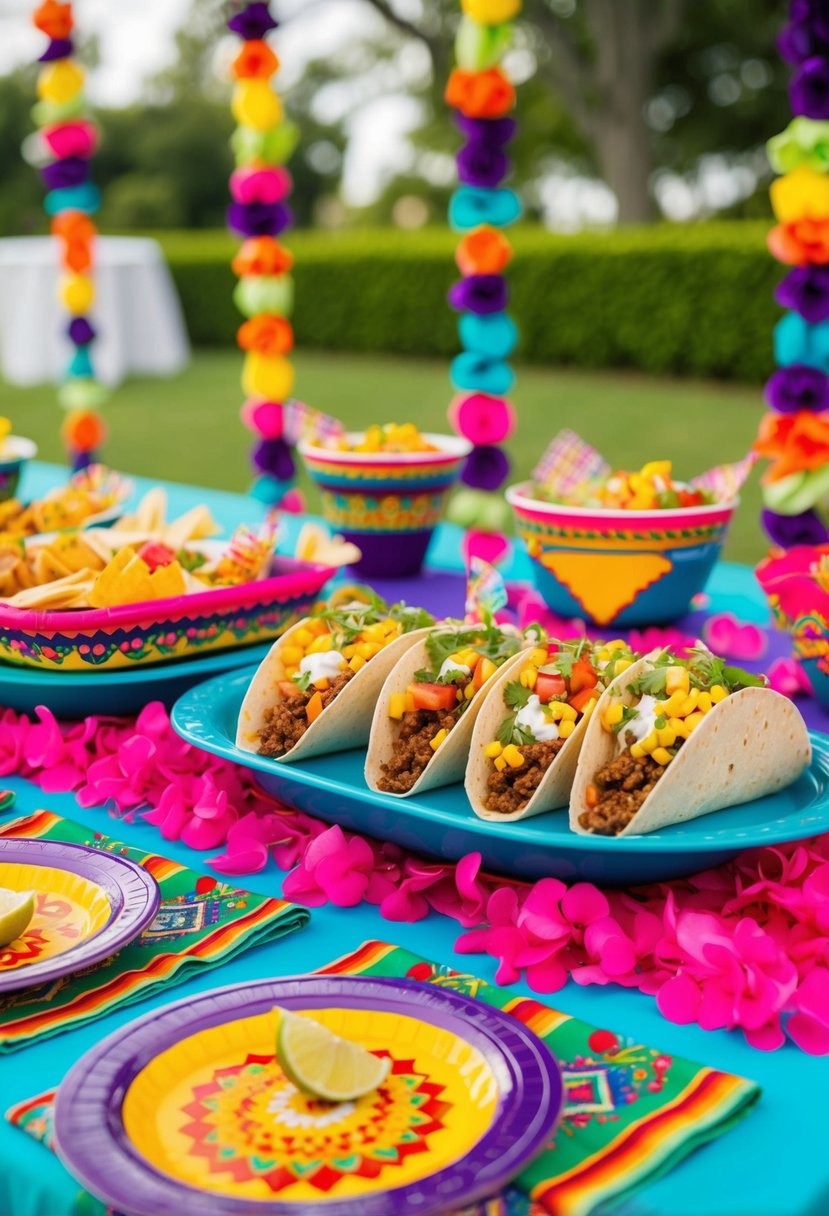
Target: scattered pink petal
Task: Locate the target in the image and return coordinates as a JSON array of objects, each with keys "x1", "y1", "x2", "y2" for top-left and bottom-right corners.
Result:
[{"x1": 703, "y1": 612, "x2": 767, "y2": 661}]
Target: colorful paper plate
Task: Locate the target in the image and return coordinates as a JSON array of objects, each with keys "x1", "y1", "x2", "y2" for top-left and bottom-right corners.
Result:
[
  {"x1": 0, "y1": 839, "x2": 160, "y2": 993},
  {"x1": 0, "y1": 642, "x2": 273, "y2": 718},
  {"x1": 54, "y1": 975, "x2": 562, "y2": 1216},
  {"x1": 172, "y1": 668, "x2": 829, "y2": 884}
]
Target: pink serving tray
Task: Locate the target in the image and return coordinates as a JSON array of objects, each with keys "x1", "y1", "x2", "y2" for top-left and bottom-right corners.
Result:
[{"x1": 0, "y1": 555, "x2": 334, "y2": 673}]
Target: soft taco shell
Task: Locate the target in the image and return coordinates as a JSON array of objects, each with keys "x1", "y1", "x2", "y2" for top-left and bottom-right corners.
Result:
[
  {"x1": 466, "y1": 657, "x2": 617, "y2": 822},
  {"x1": 569, "y1": 655, "x2": 812, "y2": 837},
  {"x1": 365, "y1": 642, "x2": 527, "y2": 798},
  {"x1": 236, "y1": 620, "x2": 431, "y2": 763}
]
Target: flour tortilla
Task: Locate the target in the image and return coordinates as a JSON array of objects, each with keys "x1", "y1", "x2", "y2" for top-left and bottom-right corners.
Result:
[
  {"x1": 466, "y1": 657, "x2": 615, "y2": 822},
  {"x1": 364, "y1": 641, "x2": 527, "y2": 798},
  {"x1": 569, "y1": 655, "x2": 812, "y2": 837},
  {"x1": 236, "y1": 621, "x2": 431, "y2": 763}
]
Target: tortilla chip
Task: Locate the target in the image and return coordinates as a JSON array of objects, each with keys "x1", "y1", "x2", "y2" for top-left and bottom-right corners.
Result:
[
  {"x1": 89, "y1": 547, "x2": 186, "y2": 608},
  {"x1": 7, "y1": 569, "x2": 95, "y2": 609}
]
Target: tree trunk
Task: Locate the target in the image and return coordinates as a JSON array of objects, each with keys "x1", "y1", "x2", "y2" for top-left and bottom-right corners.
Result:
[{"x1": 585, "y1": 0, "x2": 657, "y2": 225}]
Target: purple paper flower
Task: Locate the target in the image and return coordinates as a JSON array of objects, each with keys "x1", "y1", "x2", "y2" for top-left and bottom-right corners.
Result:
[
  {"x1": 461, "y1": 444, "x2": 511, "y2": 491},
  {"x1": 252, "y1": 437, "x2": 296, "y2": 480},
  {"x1": 457, "y1": 141, "x2": 509, "y2": 189},
  {"x1": 448, "y1": 275, "x2": 508, "y2": 315},
  {"x1": 227, "y1": 2, "x2": 277, "y2": 39},
  {"x1": 765, "y1": 364, "x2": 829, "y2": 412},
  {"x1": 777, "y1": 265, "x2": 829, "y2": 324},
  {"x1": 227, "y1": 201, "x2": 291, "y2": 238},
  {"x1": 791, "y1": 56, "x2": 829, "y2": 119},
  {"x1": 71, "y1": 450, "x2": 95, "y2": 473},
  {"x1": 68, "y1": 317, "x2": 95, "y2": 346},
  {"x1": 40, "y1": 156, "x2": 89, "y2": 191},
  {"x1": 762, "y1": 507, "x2": 829, "y2": 547},
  {"x1": 38, "y1": 37, "x2": 73, "y2": 62},
  {"x1": 454, "y1": 114, "x2": 517, "y2": 148}
]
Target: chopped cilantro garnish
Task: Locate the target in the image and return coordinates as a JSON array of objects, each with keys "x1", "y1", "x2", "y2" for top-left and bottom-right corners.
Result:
[
  {"x1": 424, "y1": 622, "x2": 521, "y2": 672},
  {"x1": 626, "y1": 645, "x2": 766, "y2": 700},
  {"x1": 612, "y1": 705, "x2": 640, "y2": 733},
  {"x1": 292, "y1": 669, "x2": 312, "y2": 692},
  {"x1": 177, "y1": 549, "x2": 208, "y2": 573},
  {"x1": 504, "y1": 681, "x2": 532, "y2": 710},
  {"x1": 496, "y1": 713, "x2": 535, "y2": 748}
]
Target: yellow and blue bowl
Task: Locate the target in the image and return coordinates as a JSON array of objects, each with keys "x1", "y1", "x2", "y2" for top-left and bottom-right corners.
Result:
[
  {"x1": 0, "y1": 437, "x2": 37, "y2": 503},
  {"x1": 300, "y1": 432, "x2": 471, "y2": 578},
  {"x1": 507, "y1": 482, "x2": 738, "y2": 628}
]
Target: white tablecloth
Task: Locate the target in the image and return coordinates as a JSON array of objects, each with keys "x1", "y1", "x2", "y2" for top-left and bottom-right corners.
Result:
[{"x1": 0, "y1": 236, "x2": 190, "y2": 387}]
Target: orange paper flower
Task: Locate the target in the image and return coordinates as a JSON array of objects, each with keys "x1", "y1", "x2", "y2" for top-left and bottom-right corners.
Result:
[
  {"x1": 768, "y1": 219, "x2": 829, "y2": 266},
  {"x1": 62, "y1": 409, "x2": 106, "y2": 453},
  {"x1": 456, "y1": 225, "x2": 513, "y2": 275},
  {"x1": 445, "y1": 68, "x2": 515, "y2": 119},
  {"x1": 237, "y1": 314, "x2": 294, "y2": 357},
  {"x1": 755, "y1": 409, "x2": 829, "y2": 481},
  {"x1": 33, "y1": 0, "x2": 73, "y2": 40},
  {"x1": 51, "y1": 210, "x2": 96, "y2": 243},
  {"x1": 62, "y1": 237, "x2": 93, "y2": 274},
  {"x1": 231, "y1": 236, "x2": 294, "y2": 277},
  {"x1": 231, "y1": 40, "x2": 279, "y2": 80}
]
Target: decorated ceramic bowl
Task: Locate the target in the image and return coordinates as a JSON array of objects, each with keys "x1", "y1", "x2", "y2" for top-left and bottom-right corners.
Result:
[
  {"x1": 507, "y1": 483, "x2": 739, "y2": 628},
  {"x1": 0, "y1": 437, "x2": 37, "y2": 503},
  {"x1": 299, "y1": 433, "x2": 471, "y2": 578},
  {"x1": 757, "y1": 544, "x2": 829, "y2": 710},
  {"x1": 0, "y1": 555, "x2": 333, "y2": 673}
]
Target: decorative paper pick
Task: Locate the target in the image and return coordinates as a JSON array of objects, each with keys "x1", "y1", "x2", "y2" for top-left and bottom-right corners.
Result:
[
  {"x1": 465, "y1": 556, "x2": 508, "y2": 622},
  {"x1": 531, "y1": 430, "x2": 610, "y2": 498}
]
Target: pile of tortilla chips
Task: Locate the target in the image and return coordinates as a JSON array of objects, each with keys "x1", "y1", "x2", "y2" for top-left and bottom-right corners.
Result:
[
  {"x1": 0, "y1": 466, "x2": 129, "y2": 541},
  {"x1": 0, "y1": 490, "x2": 279, "y2": 611}
]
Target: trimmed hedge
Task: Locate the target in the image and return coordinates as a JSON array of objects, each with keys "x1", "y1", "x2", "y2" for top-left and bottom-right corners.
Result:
[{"x1": 146, "y1": 224, "x2": 780, "y2": 382}]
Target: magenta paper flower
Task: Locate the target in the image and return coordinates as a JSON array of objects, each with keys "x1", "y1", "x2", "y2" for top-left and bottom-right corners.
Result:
[
  {"x1": 282, "y1": 825, "x2": 399, "y2": 908},
  {"x1": 702, "y1": 613, "x2": 768, "y2": 661},
  {"x1": 766, "y1": 657, "x2": 814, "y2": 698},
  {"x1": 210, "y1": 811, "x2": 291, "y2": 875},
  {"x1": 756, "y1": 543, "x2": 829, "y2": 623},
  {"x1": 456, "y1": 879, "x2": 576, "y2": 992}
]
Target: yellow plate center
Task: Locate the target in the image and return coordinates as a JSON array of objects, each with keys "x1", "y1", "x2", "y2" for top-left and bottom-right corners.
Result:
[
  {"x1": 123, "y1": 1007, "x2": 499, "y2": 1203},
  {"x1": 0, "y1": 862, "x2": 112, "y2": 971}
]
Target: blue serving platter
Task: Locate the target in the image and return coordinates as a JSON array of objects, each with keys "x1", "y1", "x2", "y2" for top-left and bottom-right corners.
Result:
[
  {"x1": 172, "y1": 667, "x2": 829, "y2": 885},
  {"x1": 0, "y1": 644, "x2": 272, "y2": 718}
]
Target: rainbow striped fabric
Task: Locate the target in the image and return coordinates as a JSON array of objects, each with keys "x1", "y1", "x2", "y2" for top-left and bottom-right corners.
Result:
[
  {"x1": 0, "y1": 811, "x2": 309, "y2": 1052},
  {"x1": 320, "y1": 941, "x2": 760, "y2": 1216}
]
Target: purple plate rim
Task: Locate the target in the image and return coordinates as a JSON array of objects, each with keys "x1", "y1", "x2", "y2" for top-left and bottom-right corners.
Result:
[
  {"x1": 53, "y1": 974, "x2": 564, "y2": 1216},
  {"x1": 0, "y1": 839, "x2": 160, "y2": 993}
]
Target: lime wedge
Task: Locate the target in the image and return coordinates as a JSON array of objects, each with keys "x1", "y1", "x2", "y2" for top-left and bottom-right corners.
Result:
[
  {"x1": 275, "y1": 1007, "x2": 391, "y2": 1102},
  {"x1": 0, "y1": 889, "x2": 35, "y2": 948}
]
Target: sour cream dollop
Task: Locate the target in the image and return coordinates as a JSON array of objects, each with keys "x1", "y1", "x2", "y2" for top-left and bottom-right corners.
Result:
[
  {"x1": 438, "y1": 658, "x2": 471, "y2": 680},
  {"x1": 618, "y1": 693, "x2": 660, "y2": 751},
  {"x1": 515, "y1": 694, "x2": 559, "y2": 743},
  {"x1": 296, "y1": 651, "x2": 347, "y2": 685}
]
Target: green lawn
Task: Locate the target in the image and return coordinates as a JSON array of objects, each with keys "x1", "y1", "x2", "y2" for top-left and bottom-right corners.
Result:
[{"x1": 1, "y1": 349, "x2": 767, "y2": 565}]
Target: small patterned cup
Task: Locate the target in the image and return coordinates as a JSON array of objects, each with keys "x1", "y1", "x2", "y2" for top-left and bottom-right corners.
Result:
[
  {"x1": 507, "y1": 483, "x2": 738, "y2": 628},
  {"x1": 0, "y1": 437, "x2": 37, "y2": 503},
  {"x1": 300, "y1": 433, "x2": 471, "y2": 578}
]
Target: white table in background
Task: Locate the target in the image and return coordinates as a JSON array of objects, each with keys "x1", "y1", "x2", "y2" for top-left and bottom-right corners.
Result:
[{"x1": 0, "y1": 235, "x2": 190, "y2": 387}]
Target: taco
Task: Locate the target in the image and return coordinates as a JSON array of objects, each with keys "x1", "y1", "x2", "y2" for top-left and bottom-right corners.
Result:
[
  {"x1": 236, "y1": 590, "x2": 433, "y2": 762},
  {"x1": 365, "y1": 619, "x2": 526, "y2": 797},
  {"x1": 570, "y1": 646, "x2": 811, "y2": 837},
  {"x1": 466, "y1": 637, "x2": 639, "y2": 822}
]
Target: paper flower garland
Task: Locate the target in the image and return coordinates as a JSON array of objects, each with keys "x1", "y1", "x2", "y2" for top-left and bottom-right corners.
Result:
[
  {"x1": 445, "y1": 0, "x2": 522, "y2": 565},
  {"x1": 758, "y1": 0, "x2": 829, "y2": 546},
  {"x1": 227, "y1": 1, "x2": 302, "y2": 508},
  {"x1": 30, "y1": 0, "x2": 106, "y2": 471}
]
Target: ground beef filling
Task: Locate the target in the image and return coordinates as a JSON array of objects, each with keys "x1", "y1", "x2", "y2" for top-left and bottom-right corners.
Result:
[
  {"x1": 485, "y1": 740, "x2": 565, "y2": 816},
  {"x1": 377, "y1": 709, "x2": 458, "y2": 794},
  {"x1": 257, "y1": 670, "x2": 355, "y2": 758},
  {"x1": 579, "y1": 747, "x2": 667, "y2": 835}
]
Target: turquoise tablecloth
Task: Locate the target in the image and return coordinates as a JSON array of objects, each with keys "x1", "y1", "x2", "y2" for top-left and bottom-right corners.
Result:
[{"x1": 1, "y1": 463, "x2": 827, "y2": 1216}]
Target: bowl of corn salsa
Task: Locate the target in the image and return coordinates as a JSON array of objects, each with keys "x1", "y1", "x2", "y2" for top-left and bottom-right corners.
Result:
[
  {"x1": 507, "y1": 461, "x2": 739, "y2": 629},
  {"x1": 299, "y1": 426, "x2": 470, "y2": 578}
]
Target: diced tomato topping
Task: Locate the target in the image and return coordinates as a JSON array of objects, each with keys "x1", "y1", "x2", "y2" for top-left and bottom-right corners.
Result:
[
  {"x1": 569, "y1": 686, "x2": 597, "y2": 714},
  {"x1": 569, "y1": 656, "x2": 598, "y2": 693},
  {"x1": 535, "y1": 670, "x2": 566, "y2": 702},
  {"x1": 278, "y1": 680, "x2": 300, "y2": 698},
  {"x1": 138, "y1": 541, "x2": 177, "y2": 571},
  {"x1": 678, "y1": 489, "x2": 703, "y2": 508},
  {"x1": 409, "y1": 682, "x2": 459, "y2": 712}
]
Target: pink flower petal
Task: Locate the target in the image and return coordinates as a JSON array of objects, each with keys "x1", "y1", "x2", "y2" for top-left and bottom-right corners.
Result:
[
  {"x1": 786, "y1": 1012, "x2": 829, "y2": 1055},
  {"x1": 656, "y1": 974, "x2": 702, "y2": 1024}
]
